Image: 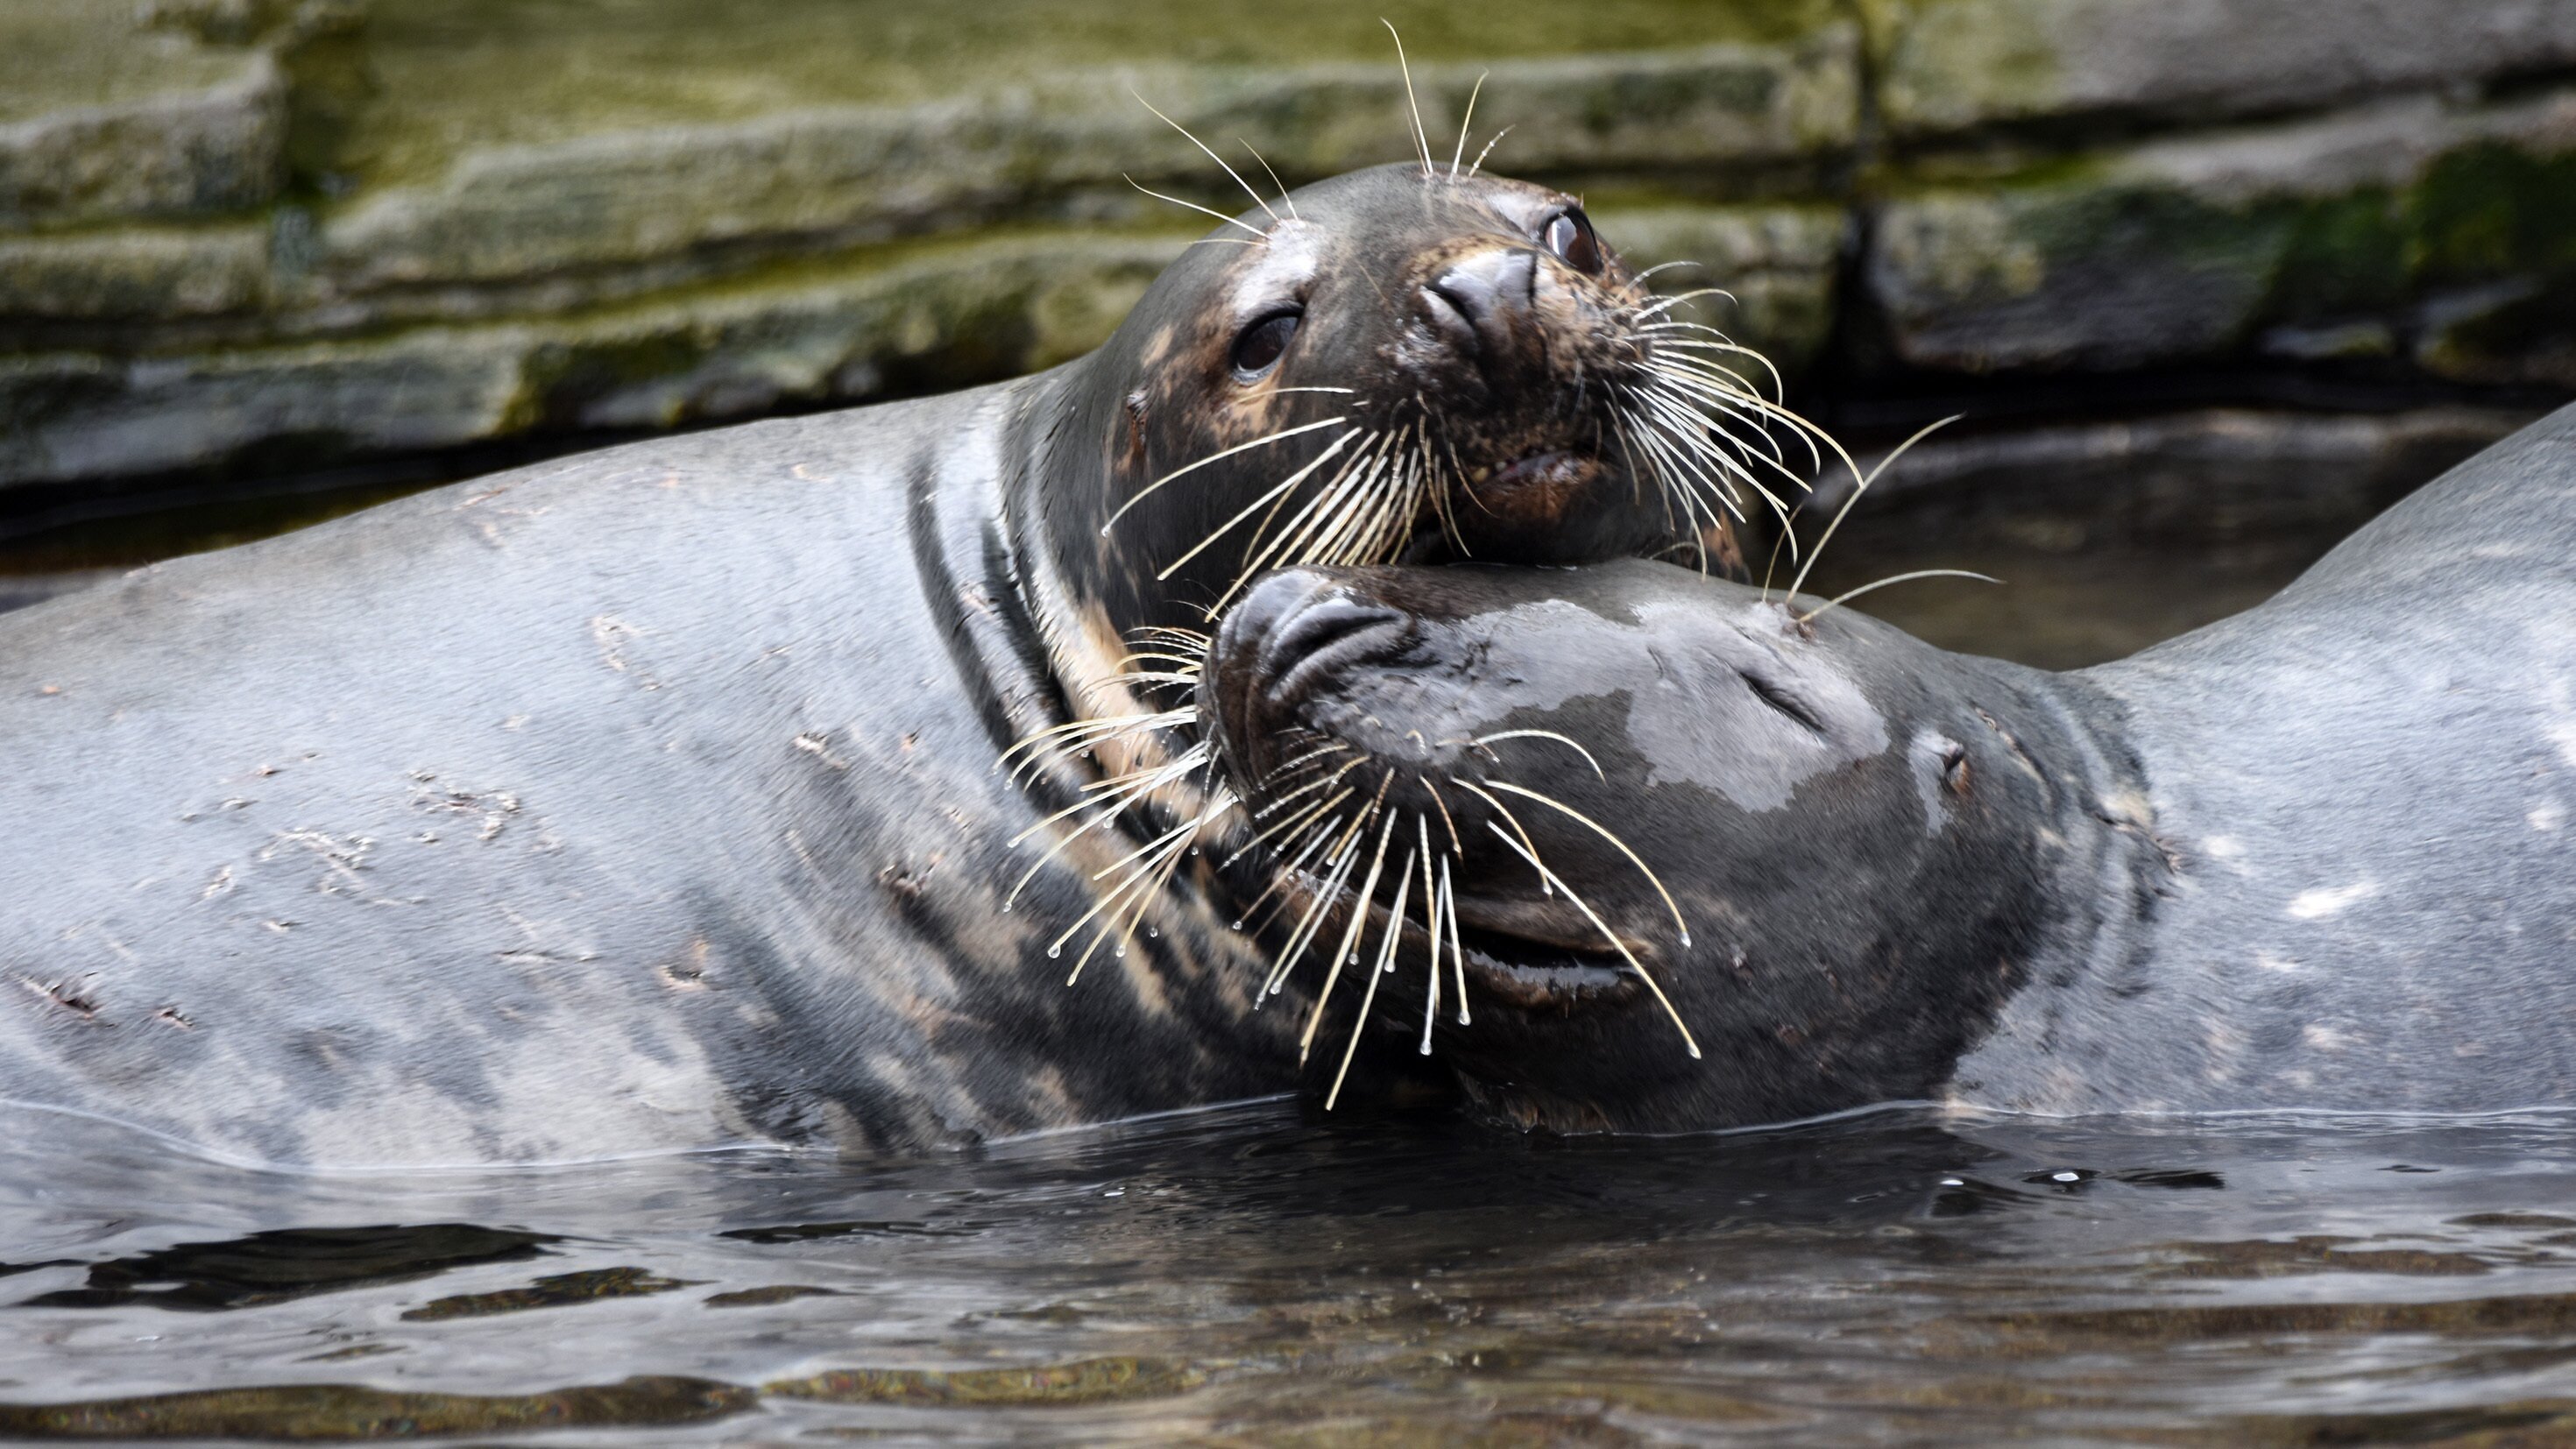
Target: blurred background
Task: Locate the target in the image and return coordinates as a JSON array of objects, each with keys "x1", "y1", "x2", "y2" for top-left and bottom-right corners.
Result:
[{"x1": 5, "y1": 0, "x2": 2572, "y2": 663}]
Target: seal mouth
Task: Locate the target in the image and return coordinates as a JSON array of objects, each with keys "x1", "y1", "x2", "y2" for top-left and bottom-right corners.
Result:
[
  {"x1": 1476, "y1": 449, "x2": 1604, "y2": 518},
  {"x1": 1445, "y1": 894, "x2": 1645, "y2": 1010},
  {"x1": 1394, "y1": 447, "x2": 1621, "y2": 566}
]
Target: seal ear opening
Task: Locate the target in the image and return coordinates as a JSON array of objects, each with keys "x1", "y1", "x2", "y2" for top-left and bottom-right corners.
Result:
[{"x1": 1122, "y1": 389, "x2": 1150, "y2": 469}]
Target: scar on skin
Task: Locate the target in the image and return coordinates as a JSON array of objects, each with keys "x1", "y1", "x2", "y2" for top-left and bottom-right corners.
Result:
[
  {"x1": 18, "y1": 975, "x2": 102, "y2": 1021},
  {"x1": 660, "y1": 938, "x2": 712, "y2": 990}
]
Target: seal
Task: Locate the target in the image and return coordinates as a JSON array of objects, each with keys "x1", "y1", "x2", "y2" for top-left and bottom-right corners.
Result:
[
  {"x1": 0, "y1": 159, "x2": 1800, "y2": 1166},
  {"x1": 1202, "y1": 401, "x2": 2576, "y2": 1133}
]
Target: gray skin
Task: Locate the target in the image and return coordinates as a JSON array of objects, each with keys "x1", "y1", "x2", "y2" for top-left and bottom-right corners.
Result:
[
  {"x1": 1205, "y1": 402, "x2": 2576, "y2": 1133},
  {"x1": 0, "y1": 164, "x2": 1692, "y2": 1167}
]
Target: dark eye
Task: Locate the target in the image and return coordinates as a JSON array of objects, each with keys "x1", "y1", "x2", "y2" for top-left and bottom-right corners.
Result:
[
  {"x1": 1231, "y1": 311, "x2": 1299, "y2": 378},
  {"x1": 1543, "y1": 209, "x2": 1603, "y2": 275}
]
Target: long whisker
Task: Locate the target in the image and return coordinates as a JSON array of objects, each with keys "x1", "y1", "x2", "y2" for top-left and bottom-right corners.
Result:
[
  {"x1": 1447, "y1": 777, "x2": 1549, "y2": 897},
  {"x1": 1480, "y1": 780, "x2": 1690, "y2": 947},
  {"x1": 1485, "y1": 823, "x2": 1702, "y2": 1058},
  {"x1": 1417, "y1": 814, "x2": 1442, "y2": 1053},
  {"x1": 1157, "y1": 428, "x2": 1362, "y2": 580},
  {"x1": 1468, "y1": 124, "x2": 1513, "y2": 177},
  {"x1": 1383, "y1": 20, "x2": 1435, "y2": 176},
  {"x1": 1238, "y1": 138, "x2": 1297, "y2": 221},
  {"x1": 1418, "y1": 774, "x2": 1464, "y2": 856},
  {"x1": 1799, "y1": 569, "x2": 2000, "y2": 626},
  {"x1": 1264, "y1": 823, "x2": 1360, "y2": 998},
  {"x1": 1300, "y1": 805, "x2": 1399, "y2": 1064},
  {"x1": 1130, "y1": 90, "x2": 1274, "y2": 223},
  {"x1": 1125, "y1": 176, "x2": 1269, "y2": 239},
  {"x1": 1786, "y1": 415, "x2": 1961, "y2": 604},
  {"x1": 1102, "y1": 416, "x2": 1349, "y2": 533},
  {"x1": 1448, "y1": 71, "x2": 1489, "y2": 177},
  {"x1": 1470, "y1": 730, "x2": 1605, "y2": 781},
  {"x1": 1439, "y1": 856, "x2": 1468, "y2": 1024},
  {"x1": 1326, "y1": 843, "x2": 1413, "y2": 1109}
]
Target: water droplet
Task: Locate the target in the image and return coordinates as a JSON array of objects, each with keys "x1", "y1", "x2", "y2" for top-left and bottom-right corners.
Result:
[
  {"x1": 1045, "y1": 945, "x2": 1061, "y2": 959},
  {"x1": 1187, "y1": 846, "x2": 1200, "y2": 856},
  {"x1": 1680, "y1": 929, "x2": 1693, "y2": 948},
  {"x1": 1147, "y1": 927, "x2": 1159, "y2": 938},
  {"x1": 1229, "y1": 919, "x2": 1244, "y2": 930},
  {"x1": 1115, "y1": 946, "x2": 1128, "y2": 958}
]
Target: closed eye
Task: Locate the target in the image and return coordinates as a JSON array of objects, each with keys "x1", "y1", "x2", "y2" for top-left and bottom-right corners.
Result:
[{"x1": 1740, "y1": 669, "x2": 1823, "y2": 733}]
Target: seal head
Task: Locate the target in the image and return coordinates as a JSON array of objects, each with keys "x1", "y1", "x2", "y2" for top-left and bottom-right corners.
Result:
[
  {"x1": 1014, "y1": 163, "x2": 1763, "y2": 674},
  {"x1": 1206, "y1": 560, "x2": 2110, "y2": 1133}
]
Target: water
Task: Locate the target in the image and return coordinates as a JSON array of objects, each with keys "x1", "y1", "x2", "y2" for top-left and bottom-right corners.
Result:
[{"x1": 9, "y1": 1104, "x2": 2576, "y2": 1443}]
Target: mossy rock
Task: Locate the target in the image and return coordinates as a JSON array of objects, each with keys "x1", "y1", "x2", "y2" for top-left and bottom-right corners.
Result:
[
  {"x1": 1867, "y1": 0, "x2": 2576, "y2": 138},
  {"x1": 1866, "y1": 88, "x2": 2576, "y2": 372}
]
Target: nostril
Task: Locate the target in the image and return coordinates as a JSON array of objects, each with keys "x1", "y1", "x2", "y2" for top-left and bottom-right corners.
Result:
[
  {"x1": 1219, "y1": 569, "x2": 1337, "y2": 669},
  {"x1": 1263, "y1": 596, "x2": 1405, "y2": 683},
  {"x1": 1421, "y1": 279, "x2": 1481, "y2": 352},
  {"x1": 1426, "y1": 250, "x2": 1539, "y2": 358}
]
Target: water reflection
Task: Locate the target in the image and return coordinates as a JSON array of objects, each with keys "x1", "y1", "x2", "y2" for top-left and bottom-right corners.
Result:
[{"x1": 6, "y1": 1103, "x2": 2576, "y2": 1442}]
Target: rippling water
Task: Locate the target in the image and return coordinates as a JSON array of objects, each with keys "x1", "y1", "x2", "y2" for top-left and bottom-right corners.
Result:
[{"x1": 9, "y1": 1103, "x2": 2576, "y2": 1443}]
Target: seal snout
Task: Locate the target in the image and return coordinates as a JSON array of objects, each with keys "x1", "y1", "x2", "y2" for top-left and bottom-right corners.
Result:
[
  {"x1": 1422, "y1": 248, "x2": 1541, "y2": 363},
  {"x1": 1221, "y1": 569, "x2": 1408, "y2": 712}
]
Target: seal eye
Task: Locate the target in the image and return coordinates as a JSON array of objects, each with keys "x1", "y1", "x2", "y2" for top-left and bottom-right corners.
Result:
[
  {"x1": 1231, "y1": 311, "x2": 1299, "y2": 379},
  {"x1": 1543, "y1": 209, "x2": 1603, "y2": 275}
]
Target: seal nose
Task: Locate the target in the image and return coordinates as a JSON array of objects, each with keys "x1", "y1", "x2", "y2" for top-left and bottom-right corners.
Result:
[
  {"x1": 1424, "y1": 247, "x2": 1539, "y2": 358},
  {"x1": 1214, "y1": 569, "x2": 1408, "y2": 730}
]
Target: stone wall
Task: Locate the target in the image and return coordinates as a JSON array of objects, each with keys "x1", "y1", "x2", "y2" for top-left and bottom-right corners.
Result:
[{"x1": 4, "y1": 0, "x2": 2572, "y2": 500}]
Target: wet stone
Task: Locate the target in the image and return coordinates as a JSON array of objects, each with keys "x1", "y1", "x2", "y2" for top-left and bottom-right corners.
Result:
[
  {"x1": 0, "y1": 1375, "x2": 754, "y2": 1440},
  {"x1": 1870, "y1": 0, "x2": 2576, "y2": 138},
  {"x1": 764, "y1": 1355, "x2": 1205, "y2": 1407},
  {"x1": 11, "y1": 1223, "x2": 557, "y2": 1312},
  {"x1": 1865, "y1": 87, "x2": 2576, "y2": 374},
  {"x1": 702, "y1": 1283, "x2": 842, "y2": 1308},
  {"x1": 0, "y1": 0, "x2": 290, "y2": 230},
  {"x1": 2143, "y1": 1235, "x2": 2496, "y2": 1281},
  {"x1": 397, "y1": 1265, "x2": 699, "y2": 1321}
]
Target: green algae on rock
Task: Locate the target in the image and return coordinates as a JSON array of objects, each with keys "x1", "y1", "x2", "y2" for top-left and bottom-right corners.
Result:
[{"x1": 1866, "y1": 90, "x2": 2576, "y2": 373}]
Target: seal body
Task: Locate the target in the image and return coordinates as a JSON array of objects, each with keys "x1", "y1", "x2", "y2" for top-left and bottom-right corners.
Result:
[
  {"x1": 1203, "y1": 402, "x2": 2576, "y2": 1130},
  {"x1": 0, "y1": 393, "x2": 1289, "y2": 1165},
  {"x1": 1957, "y1": 400, "x2": 2576, "y2": 1114},
  {"x1": 0, "y1": 159, "x2": 1768, "y2": 1166}
]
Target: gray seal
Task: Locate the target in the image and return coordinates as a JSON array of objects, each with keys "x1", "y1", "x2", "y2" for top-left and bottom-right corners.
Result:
[
  {"x1": 1202, "y1": 401, "x2": 2576, "y2": 1133},
  {"x1": 0, "y1": 162, "x2": 1766, "y2": 1166}
]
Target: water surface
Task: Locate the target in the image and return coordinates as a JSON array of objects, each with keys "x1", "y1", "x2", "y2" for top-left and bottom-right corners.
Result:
[{"x1": 8, "y1": 1104, "x2": 2576, "y2": 1443}]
